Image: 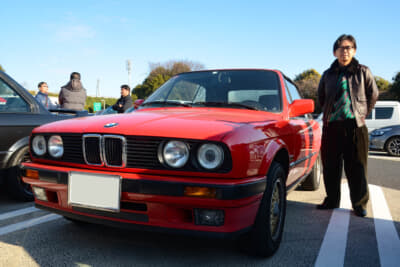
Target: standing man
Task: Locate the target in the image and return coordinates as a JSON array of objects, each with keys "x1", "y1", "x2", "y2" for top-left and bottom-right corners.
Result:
[
  {"x1": 112, "y1": 84, "x2": 133, "y2": 113},
  {"x1": 59, "y1": 72, "x2": 87, "y2": 111},
  {"x1": 317, "y1": 34, "x2": 379, "y2": 217},
  {"x1": 35, "y1": 82, "x2": 58, "y2": 109}
]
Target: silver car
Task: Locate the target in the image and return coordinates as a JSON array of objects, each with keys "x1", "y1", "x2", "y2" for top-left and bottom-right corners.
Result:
[{"x1": 369, "y1": 125, "x2": 400, "y2": 156}]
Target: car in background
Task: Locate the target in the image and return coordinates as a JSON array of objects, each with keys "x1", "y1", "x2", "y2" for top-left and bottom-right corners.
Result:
[
  {"x1": 365, "y1": 101, "x2": 400, "y2": 133},
  {"x1": 94, "y1": 106, "x2": 118, "y2": 115},
  {"x1": 369, "y1": 125, "x2": 400, "y2": 156},
  {"x1": 22, "y1": 69, "x2": 321, "y2": 257},
  {"x1": 0, "y1": 70, "x2": 88, "y2": 201},
  {"x1": 95, "y1": 99, "x2": 144, "y2": 115}
]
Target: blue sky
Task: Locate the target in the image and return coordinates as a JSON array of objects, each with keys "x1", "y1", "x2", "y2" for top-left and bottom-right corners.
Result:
[{"x1": 1, "y1": 0, "x2": 399, "y2": 97}]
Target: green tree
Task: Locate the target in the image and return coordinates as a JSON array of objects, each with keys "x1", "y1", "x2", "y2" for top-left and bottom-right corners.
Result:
[
  {"x1": 375, "y1": 76, "x2": 393, "y2": 100},
  {"x1": 294, "y1": 69, "x2": 321, "y2": 82},
  {"x1": 375, "y1": 76, "x2": 390, "y2": 92},
  {"x1": 294, "y1": 69, "x2": 321, "y2": 113},
  {"x1": 0, "y1": 64, "x2": 4, "y2": 72},
  {"x1": 133, "y1": 60, "x2": 204, "y2": 99},
  {"x1": 389, "y1": 72, "x2": 400, "y2": 100}
]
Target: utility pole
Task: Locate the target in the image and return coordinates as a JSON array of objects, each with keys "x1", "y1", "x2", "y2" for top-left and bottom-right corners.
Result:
[
  {"x1": 126, "y1": 59, "x2": 132, "y2": 88},
  {"x1": 96, "y1": 79, "x2": 100, "y2": 97}
]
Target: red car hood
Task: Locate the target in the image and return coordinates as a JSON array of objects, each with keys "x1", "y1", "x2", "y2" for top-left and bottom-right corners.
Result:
[{"x1": 35, "y1": 108, "x2": 281, "y2": 141}]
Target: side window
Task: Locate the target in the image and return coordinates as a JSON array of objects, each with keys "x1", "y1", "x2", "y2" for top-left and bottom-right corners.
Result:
[
  {"x1": 285, "y1": 79, "x2": 312, "y2": 119},
  {"x1": 0, "y1": 78, "x2": 30, "y2": 113},
  {"x1": 375, "y1": 107, "x2": 393, "y2": 119},
  {"x1": 285, "y1": 80, "x2": 302, "y2": 104}
]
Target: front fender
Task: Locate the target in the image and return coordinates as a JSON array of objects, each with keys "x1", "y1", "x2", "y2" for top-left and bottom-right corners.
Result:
[
  {"x1": 0, "y1": 136, "x2": 29, "y2": 169},
  {"x1": 258, "y1": 138, "x2": 289, "y2": 178}
]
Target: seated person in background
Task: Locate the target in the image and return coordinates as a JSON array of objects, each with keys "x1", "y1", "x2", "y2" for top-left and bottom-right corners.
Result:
[
  {"x1": 35, "y1": 82, "x2": 58, "y2": 109},
  {"x1": 112, "y1": 84, "x2": 133, "y2": 113}
]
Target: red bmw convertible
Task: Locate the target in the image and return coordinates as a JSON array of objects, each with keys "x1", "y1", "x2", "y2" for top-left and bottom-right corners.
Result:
[{"x1": 22, "y1": 69, "x2": 321, "y2": 257}]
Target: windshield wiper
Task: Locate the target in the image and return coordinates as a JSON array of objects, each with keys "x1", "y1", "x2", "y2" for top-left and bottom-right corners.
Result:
[
  {"x1": 141, "y1": 100, "x2": 192, "y2": 107},
  {"x1": 192, "y1": 101, "x2": 258, "y2": 110}
]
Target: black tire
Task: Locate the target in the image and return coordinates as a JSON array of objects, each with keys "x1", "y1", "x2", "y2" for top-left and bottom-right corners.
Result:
[
  {"x1": 385, "y1": 136, "x2": 400, "y2": 157},
  {"x1": 241, "y1": 161, "x2": 287, "y2": 257},
  {"x1": 6, "y1": 146, "x2": 34, "y2": 201},
  {"x1": 301, "y1": 153, "x2": 322, "y2": 191}
]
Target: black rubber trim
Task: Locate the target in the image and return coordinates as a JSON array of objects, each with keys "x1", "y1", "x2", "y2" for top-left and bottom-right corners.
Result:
[
  {"x1": 26, "y1": 167, "x2": 267, "y2": 200},
  {"x1": 39, "y1": 169, "x2": 68, "y2": 184},
  {"x1": 71, "y1": 206, "x2": 148, "y2": 222},
  {"x1": 35, "y1": 203, "x2": 250, "y2": 239},
  {"x1": 121, "y1": 179, "x2": 267, "y2": 200}
]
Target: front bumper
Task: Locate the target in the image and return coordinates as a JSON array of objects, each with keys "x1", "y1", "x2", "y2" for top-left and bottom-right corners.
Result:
[{"x1": 21, "y1": 162, "x2": 265, "y2": 237}]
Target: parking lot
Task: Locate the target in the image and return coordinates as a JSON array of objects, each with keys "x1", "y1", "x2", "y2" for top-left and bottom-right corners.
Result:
[{"x1": 1, "y1": 153, "x2": 399, "y2": 266}]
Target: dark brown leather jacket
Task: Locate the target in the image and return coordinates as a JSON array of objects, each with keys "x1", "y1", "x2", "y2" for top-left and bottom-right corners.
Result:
[{"x1": 318, "y1": 58, "x2": 379, "y2": 127}]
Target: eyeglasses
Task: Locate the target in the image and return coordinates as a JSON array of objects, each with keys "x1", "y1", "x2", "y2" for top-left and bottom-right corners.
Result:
[{"x1": 338, "y1": 46, "x2": 354, "y2": 51}]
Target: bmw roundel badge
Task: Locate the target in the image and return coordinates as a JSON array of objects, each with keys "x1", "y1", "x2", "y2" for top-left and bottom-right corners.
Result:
[{"x1": 104, "y1": 122, "x2": 119, "y2": 128}]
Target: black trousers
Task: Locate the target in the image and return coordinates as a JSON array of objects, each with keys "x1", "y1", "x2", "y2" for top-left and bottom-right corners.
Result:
[{"x1": 321, "y1": 119, "x2": 369, "y2": 209}]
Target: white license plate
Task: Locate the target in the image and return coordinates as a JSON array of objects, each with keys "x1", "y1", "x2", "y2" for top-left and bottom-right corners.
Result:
[{"x1": 68, "y1": 172, "x2": 121, "y2": 212}]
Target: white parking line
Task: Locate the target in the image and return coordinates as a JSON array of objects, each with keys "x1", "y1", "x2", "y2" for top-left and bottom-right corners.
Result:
[
  {"x1": 369, "y1": 154, "x2": 400, "y2": 161},
  {"x1": 314, "y1": 183, "x2": 351, "y2": 267},
  {"x1": 0, "y1": 214, "x2": 61, "y2": 236},
  {"x1": 0, "y1": 206, "x2": 38, "y2": 221},
  {"x1": 370, "y1": 184, "x2": 400, "y2": 267}
]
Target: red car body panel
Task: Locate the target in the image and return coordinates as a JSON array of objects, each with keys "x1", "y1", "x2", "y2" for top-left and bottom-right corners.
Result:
[{"x1": 22, "y1": 69, "x2": 321, "y2": 237}]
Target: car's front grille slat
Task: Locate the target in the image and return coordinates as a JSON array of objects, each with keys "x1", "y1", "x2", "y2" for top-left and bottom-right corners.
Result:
[{"x1": 104, "y1": 136, "x2": 124, "y2": 167}]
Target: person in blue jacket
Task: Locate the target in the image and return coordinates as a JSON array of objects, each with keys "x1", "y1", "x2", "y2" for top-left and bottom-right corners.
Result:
[{"x1": 35, "y1": 82, "x2": 58, "y2": 109}]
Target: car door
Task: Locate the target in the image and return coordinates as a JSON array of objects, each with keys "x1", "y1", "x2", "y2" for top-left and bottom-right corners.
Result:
[
  {"x1": 0, "y1": 75, "x2": 56, "y2": 167},
  {"x1": 283, "y1": 78, "x2": 315, "y2": 186}
]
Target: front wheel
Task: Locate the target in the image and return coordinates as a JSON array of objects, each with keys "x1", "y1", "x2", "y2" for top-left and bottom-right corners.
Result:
[
  {"x1": 386, "y1": 136, "x2": 400, "y2": 157},
  {"x1": 7, "y1": 146, "x2": 34, "y2": 201},
  {"x1": 241, "y1": 161, "x2": 287, "y2": 257}
]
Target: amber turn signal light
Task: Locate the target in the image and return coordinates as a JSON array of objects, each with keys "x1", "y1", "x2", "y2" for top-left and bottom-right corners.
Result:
[
  {"x1": 25, "y1": 169, "x2": 39, "y2": 179},
  {"x1": 184, "y1": 186, "x2": 216, "y2": 198}
]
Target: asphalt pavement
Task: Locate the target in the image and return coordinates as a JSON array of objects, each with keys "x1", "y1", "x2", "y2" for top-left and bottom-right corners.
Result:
[{"x1": 0, "y1": 153, "x2": 399, "y2": 267}]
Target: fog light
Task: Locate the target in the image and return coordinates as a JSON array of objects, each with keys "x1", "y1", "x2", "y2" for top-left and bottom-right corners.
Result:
[
  {"x1": 32, "y1": 186, "x2": 48, "y2": 202},
  {"x1": 194, "y1": 209, "x2": 224, "y2": 226}
]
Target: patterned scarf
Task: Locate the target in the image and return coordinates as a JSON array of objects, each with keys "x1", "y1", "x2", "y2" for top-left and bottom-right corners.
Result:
[{"x1": 329, "y1": 72, "x2": 355, "y2": 122}]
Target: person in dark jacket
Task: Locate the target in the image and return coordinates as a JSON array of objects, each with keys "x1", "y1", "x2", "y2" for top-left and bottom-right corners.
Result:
[
  {"x1": 59, "y1": 72, "x2": 87, "y2": 110},
  {"x1": 112, "y1": 84, "x2": 133, "y2": 113},
  {"x1": 317, "y1": 34, "x2": 379, "y2": 217},
  {"x1": 35, "y1": 81, "x2": 58, "y2": 109}
]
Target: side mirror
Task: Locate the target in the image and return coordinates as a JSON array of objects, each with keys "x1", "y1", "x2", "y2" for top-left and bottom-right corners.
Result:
[{"x1": 289, "y1": 99, "x2": 314, "y2": 118}]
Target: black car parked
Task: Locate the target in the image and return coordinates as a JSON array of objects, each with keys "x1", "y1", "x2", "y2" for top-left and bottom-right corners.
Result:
[{"x1": 0, "y1": 71, "x2": 88, "y2": 201}]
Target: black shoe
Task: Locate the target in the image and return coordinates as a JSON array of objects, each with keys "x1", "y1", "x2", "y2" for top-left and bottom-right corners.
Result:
[
  {"x1": 316, "y1": 199, "x2": 339, "y2": 210},
  {"x1": 353, "y1": 206, "x2": 367, "y2": 217}
]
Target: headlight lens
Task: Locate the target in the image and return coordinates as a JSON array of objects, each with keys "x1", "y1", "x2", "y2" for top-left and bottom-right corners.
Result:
[
  {"x1": 163, "y1": 141, "x2": 189, "y2": 168},
  {"x1": 197, "y1": 143, "x2": 224, "y2": 170},
  {"x1": 371, "y1": 128, "x2": 392, "y2": 136},
  {"x1": 32, "y1": 135, "x2": 47, "y2": 156},
  {"x1": 48, "y1": 135, "x2": 63, "y2": 158}
]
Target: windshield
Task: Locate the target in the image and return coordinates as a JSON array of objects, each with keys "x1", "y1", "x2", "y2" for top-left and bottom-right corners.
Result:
[{"x1": 142, "y1": 70, "x2": 282, "y2": 111}]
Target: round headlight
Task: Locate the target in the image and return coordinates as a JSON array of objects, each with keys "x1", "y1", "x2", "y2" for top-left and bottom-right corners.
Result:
[
  {"x1": 48, "y1": 135, "x2": 64, "y2": 158},
  {"x1": 163, "y1": 141, "x2": 189, "y2": 168},
  {"x1": 32, "y1": 135, "x2": 47, "y2": 156},
  {"x1": 197, "y1": 144, "x2": 224, "y2": 170}
]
